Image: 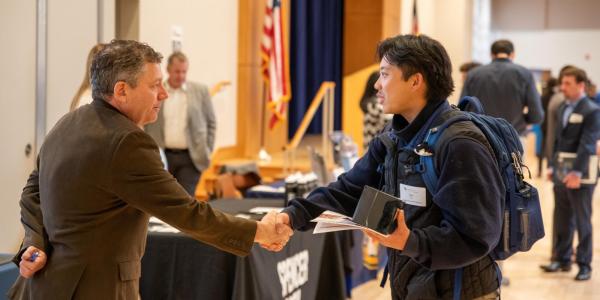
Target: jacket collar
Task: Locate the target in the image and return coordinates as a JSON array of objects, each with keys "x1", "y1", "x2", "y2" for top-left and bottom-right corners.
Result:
[
  {"x1": 92, "y1": 98, "x2": 125, "y2": 116},
  {"x1": 391, "y1": 100, "x2": 448, "y2": 143}
]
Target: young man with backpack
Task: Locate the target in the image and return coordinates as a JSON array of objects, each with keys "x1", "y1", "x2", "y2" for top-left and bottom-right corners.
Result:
[{"x1": 276, "y1": 34, "x2": 515, "y2": 299}]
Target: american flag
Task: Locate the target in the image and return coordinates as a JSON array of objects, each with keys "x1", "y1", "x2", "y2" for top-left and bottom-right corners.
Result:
[
  {"x1": 261, "y1": 0, "x2": 290, "y2": 129},
  {"x1": 412, "y1": 0, "x2": 419, "y2": 35}
]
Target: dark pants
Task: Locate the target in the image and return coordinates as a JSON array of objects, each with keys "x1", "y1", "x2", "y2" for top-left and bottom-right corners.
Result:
[
  {"x1": 165, "y1": 149, "x2": 201, "y2": 196},
  {"x1": 551, "y1": 184, "x2": 595, "y2": 267}
]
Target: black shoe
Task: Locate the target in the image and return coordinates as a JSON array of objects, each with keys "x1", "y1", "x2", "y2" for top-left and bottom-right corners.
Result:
[
  {"x1": 540, "y1": 261, "x2": 572, "y2": 272},
  {"x1": 575, "y1": 266, "x2": 591, "y2": 281}
]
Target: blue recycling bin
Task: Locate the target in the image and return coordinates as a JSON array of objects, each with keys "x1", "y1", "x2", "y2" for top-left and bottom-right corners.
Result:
[{"x1": 0, "y1": 254, "x2": 19, "y2": 299}]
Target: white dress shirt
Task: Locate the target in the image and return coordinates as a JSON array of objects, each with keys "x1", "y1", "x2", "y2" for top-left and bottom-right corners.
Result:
[{"x1": 163, "y1": 82, "x2": 189, "y2": 149}]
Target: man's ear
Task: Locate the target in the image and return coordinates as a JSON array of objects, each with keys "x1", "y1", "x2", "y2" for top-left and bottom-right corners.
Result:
[
  {"x1": 411, "y1": 73, "x2": 424, "y2": 89},
  {"x1": 113, "y1": 81, "x2": 128, "y2": 104}
]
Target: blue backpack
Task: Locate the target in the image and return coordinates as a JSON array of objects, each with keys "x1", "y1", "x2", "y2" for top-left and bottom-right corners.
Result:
[
  {"x1": 411, "y1": 96, "x2": 545, "y2": 299},
  {"x1": 416, "y1": 96, "x2": 545, "y2": 261}
]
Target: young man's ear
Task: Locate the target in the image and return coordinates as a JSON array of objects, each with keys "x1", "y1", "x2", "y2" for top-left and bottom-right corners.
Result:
[
  {"x1": 113, "y1": 81, "x2": 128, "y2": 103},
  {"x1": 411, "y1": 73, "x2": 424, "y2": 89}
]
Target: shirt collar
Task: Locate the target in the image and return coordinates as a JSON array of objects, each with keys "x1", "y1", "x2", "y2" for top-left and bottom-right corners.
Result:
[
  {"x1": 492, "y1": 57, "x2": 511, "y2": 63},
  {"x1": 164, "y1": 80, "x2": 187, "y2": 92},
  {"x1": 566, "y1": 95, "x2": 586, "y2": 108}
]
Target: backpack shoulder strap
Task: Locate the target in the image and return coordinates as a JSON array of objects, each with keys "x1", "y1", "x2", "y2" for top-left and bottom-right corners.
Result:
[
  {"x1": 419, "y1": 112, "x2": 472, "y2": 194},
  {"x1": 457, "y1": 96, "x2": 485, "y2": 114}
]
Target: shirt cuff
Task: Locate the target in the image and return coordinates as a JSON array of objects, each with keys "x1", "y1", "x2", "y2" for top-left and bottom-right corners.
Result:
[{"x1": 282, "y1": 206, "x2": 308, "y2": 231}]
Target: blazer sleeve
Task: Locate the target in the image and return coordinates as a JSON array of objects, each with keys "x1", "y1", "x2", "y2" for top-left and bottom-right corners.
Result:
[
  {"x1": 199, "y1": 85, "x2": 217, "y2": 152},
  {"x1": 109, "y1": 131, "x2": 256, "y2": 256},
  {"x1": 13, "y1": 157, "x2": 48, "y2": 265}
]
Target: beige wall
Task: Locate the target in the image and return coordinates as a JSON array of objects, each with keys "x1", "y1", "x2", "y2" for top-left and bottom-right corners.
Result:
[
  {"x1": 0, "y1": 0, "x2": 36, "y2": 253},
  {"x1": 139, "y1": 0, "x2": 239, "y2": 149},
  {"x1": 0, "y1": 0, "x2": 115, "y2": 253},
  {"x1": 492, "y1": 30, "x2": 600, "y2": 88},
  {"x1": 400, "y1": 0, "x2": 473, "y2": 103},
  {"x1": 46, "y1": 0, "x2": 99, "y2": 130}
]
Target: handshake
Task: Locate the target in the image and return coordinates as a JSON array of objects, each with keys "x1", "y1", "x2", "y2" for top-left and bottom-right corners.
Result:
[{"x1": 254, "y1": 211, "x2": 294, "y2": 252}]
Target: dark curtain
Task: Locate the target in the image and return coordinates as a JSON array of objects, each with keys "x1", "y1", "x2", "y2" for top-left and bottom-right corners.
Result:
[{"x1": 289, "y1": 0, "x2": 343, "y2": 137}]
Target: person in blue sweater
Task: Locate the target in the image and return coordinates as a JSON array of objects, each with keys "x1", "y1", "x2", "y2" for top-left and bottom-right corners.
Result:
[{"x1": 275, "y1": 34, "x2": 504, "y2": 299}]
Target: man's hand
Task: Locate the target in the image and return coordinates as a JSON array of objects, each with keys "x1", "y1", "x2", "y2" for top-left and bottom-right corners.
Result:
[
  {"x1": 546, "y1": 167, "x2": 553, "y2": 181},
  {"x1": 563, "y1": 171, "x2": 581, "y2": 189},
  {"x1": 275, "y1": 213, "x2": 291, "y2": 235},
  {"x1": 363, "y1": 209, "x2": 410, "y2": 250},
  {"x1": 254, "y1": 211, "x2": 293, "y2": 252},
  {"x1": 19, "y1": 246, "x2": 47, "y2": 278}
]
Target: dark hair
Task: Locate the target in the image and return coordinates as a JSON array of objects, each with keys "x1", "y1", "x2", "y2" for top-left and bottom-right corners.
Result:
[
  {"x1": 561, "y1": 67, "x2": 588, "y2": 84},
  {"x1": 359, "y1": 71, "x2": 379, "y2": 113},
  {"x1": 557, "y1": 65, "x2": 576, "y2": 82},
  {"x1": 167, "y1": 51, "x2": 188, "y2": 66},
  {"x1": 459, "y1": 62, "x2": 481, "y2": 73},
  {"x1": 90, "y1": 40, "x2": 163, "y2": 101},
  {"x1": 541, "y1": 77, "x2": 558, "y2": 100},
  {"x1": 491, "y1": 39, "x2": 514, "y2": 55},
  {"x1": 376, "y1": 34, "x2": 454, "y2": 103}
]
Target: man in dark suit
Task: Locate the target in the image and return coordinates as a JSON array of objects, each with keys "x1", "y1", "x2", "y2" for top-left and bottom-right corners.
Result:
[
  {"x1": 540, "y1": 67, "x2": 600, "y2": 281},
  {"x1": 8, "y1": 40, "x2": 292, "y2": 299}
]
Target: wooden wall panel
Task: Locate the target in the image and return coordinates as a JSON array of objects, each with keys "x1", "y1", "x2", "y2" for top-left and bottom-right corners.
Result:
[
  {"x1": 382, "y1": 0, "x2": 401, "y2": 39},
  {"x1": 343, "y1": 0, "x2": 383, "y2": 75},
  {"x1": 237, "y1": 0, "x2": 262, "y2": 158}
]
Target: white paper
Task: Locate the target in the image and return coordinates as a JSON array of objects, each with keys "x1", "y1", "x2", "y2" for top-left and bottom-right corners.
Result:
[
  {"x1": 248, "y1": 207, "x2": 283, "y2": 214},
  {"x1": 310, "y1": 210, "x2": 387, "y2": 238}
]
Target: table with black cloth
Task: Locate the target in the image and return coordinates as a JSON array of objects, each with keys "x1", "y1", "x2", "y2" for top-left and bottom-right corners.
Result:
[{"x1": 140, "y1": 199, "x2": 347, "y2": 300}]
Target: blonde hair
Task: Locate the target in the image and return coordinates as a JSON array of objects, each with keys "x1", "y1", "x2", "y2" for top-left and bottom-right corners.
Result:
[{"x1": 69, "y1": 44, "x2": 105, "y2": 111}]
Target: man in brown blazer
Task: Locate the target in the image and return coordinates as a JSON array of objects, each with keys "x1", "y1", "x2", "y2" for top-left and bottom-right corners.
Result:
[{"x1": 8, "y1": 40, "x2": 291, "y2": 299}]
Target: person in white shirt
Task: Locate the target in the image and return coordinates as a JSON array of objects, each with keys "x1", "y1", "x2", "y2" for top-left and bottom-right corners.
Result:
[{"x1": 145, "y1": 52, "x2": 216, "y2": 196}]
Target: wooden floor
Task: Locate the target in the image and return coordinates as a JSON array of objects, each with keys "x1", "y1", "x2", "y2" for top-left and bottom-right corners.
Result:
[{"x1": 351, "y1": 138, "x2": 600, "y2": 299}]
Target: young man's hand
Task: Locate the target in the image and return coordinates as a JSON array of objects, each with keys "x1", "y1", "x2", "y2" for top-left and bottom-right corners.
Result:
[
  {"x1": 563, "y1": 171, "x2": 582, "y2": 189},
  {"x1": 363, "y1": 209, "x2": 411, "y2": 250}
]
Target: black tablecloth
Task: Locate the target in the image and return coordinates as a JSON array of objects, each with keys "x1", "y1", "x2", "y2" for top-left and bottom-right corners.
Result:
[{"x1": 140, "y1": 199, "x2": 346, "y2": 300}]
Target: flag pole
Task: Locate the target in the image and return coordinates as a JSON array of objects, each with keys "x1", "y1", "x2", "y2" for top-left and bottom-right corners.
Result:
[{"x1": 258, "y1": 81, "x2": 272, "y2": 162}]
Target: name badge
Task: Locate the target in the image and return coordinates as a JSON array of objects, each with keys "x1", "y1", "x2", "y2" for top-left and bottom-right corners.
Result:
[
  {"x1": 399, "y1": 184, "x2": 427, "y2": 207},
  {"x1": 569, "y1": 113, "x2": 583, "y2": 124}
]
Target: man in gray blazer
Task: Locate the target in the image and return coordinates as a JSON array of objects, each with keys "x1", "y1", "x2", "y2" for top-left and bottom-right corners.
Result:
[
  {"x1": 145, "y1": 52, "x2": 215, "y2": 195},
  {"x1": 9, "y1": 40, "x2": 291, "y2": 299}
]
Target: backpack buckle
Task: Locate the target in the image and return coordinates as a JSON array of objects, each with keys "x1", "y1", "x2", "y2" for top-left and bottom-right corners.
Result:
[{"x1": 413, "y1": 143, "x2": 433, "y2": 156}]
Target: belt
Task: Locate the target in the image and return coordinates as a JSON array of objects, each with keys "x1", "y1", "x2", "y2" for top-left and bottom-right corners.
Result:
[{"x1": 165, "y1": 148, "x2": 188, "y2": 153}]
